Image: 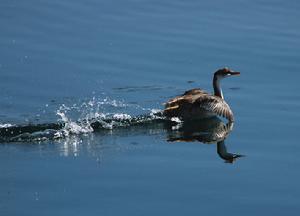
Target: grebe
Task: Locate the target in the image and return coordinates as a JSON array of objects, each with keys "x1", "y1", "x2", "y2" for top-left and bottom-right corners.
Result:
[{"x1": 164, "y1": 68, "x2": 240, "y2": 122}]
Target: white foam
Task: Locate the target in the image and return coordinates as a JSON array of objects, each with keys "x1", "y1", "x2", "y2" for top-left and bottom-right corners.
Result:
[
  {"x1": 0, "y1": 123, "x2": 14, "y2": 128},
  {"x1": 170, "y1": 117, "x2": 182, "y2": 123},
  {"x1": 56, "y1": 110, "x2": 94, "y2": 136},
  {"x1": 112, "y1": 113, "x2": 132, "y2": 120}
]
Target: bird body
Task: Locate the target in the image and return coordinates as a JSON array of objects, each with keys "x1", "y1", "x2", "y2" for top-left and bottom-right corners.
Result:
[{"x1": 164, "y1": 68, "x2": 240, "y2": 122}]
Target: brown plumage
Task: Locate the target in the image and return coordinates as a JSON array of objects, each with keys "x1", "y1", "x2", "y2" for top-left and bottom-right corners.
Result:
[{"x1": 163, "y1": 68, "x2": 240, "y2": 122}]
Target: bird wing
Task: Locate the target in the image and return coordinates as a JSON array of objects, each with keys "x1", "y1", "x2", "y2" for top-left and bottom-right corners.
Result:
[
  {"x1": 165, "y1": 88, "x2": 209, "y2": 109},
  {"x1": 182, "y1": 88, "x2": 209, "y2": 96},
  {"x1": 164, "y1": 88, "x2": 234, "y2": 121},
  {"x1": 195, "y1": 95, "x2": 234, "y2": 121}
]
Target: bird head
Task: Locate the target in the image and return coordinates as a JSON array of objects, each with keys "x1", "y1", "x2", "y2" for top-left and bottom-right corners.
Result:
[{"x1": 214, "y1": 67, "x2": 240, "y2": 79}]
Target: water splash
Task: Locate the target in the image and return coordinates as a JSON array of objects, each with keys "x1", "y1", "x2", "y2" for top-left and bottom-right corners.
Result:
[
  {"x1": 55, "y1": 109, "x2": 94, "y2": 138},
  {"x1": 0, "y1": 123, "x2": 14, "y2": 128},
  {"x1": 0, "y1": 97, "x2": 166, "y2": 142}
]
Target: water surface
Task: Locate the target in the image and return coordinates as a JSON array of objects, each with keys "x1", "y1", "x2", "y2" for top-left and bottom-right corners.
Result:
[{"x1": 1, "y1": 0, "x2": 300, "y2": 215}]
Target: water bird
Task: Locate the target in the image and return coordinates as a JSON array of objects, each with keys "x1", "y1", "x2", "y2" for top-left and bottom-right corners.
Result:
[{"x1": 164, "y1": 68, "x2": 240, "y2": 121}]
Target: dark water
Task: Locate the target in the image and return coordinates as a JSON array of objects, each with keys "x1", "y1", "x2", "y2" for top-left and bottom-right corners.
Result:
[{"x1": 1, "y1": 0, "x2": 300, "y2": 215}]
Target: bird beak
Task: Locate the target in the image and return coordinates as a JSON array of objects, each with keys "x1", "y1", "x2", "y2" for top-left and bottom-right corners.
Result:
[{"x1": 230, "y1": 71, "x2": 240, "y2": 76}]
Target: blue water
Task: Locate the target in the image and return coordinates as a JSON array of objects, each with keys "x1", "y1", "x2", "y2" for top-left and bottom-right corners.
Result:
[{"x1": 1, "y1": 0, "x2": 300, "y2": 215}]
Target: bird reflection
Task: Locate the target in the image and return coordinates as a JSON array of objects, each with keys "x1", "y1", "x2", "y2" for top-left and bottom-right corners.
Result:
[
  {"x1": 0, "y1": 113, "x2": 244, "y2": 163},
  {"x1": 166, "y1": 117, "x2": 244, "y2": 163}
]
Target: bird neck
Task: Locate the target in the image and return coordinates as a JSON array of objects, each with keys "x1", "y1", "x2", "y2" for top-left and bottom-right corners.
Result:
[
  {"x1": 213, "y1": 75, "x2": 224, "y2": 99},
  {"x1": 217, "y1": 141, "x2": 228, "y2": 159}
]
